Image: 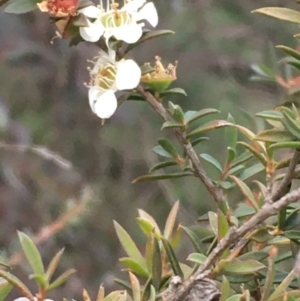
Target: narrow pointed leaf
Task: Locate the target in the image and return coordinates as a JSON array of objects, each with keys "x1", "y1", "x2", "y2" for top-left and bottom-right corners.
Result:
[
  {"x1": 149, "y1": 160, "x2": 178, "y2": 173},
  {"x1": 138, "y1": 210, "x2": 161, "y2": 236},
  {"x1": 164, "y1": 200, "x2": 179, "y2": 240},
  {"x1": 261, "y1": 259, "x2": 275, "y2": 301},
  {"x1": 152, "y1": 145, "x2": 173, "y2": 158},
  {"x1": 129, "y1": 272, "x2": 141, "y2": 301},
  {"x1": 125, "y1": 30, "x2": 175, "y2": 53},
  {"x1": 149, "y1": 285, "x2": 156, "y2": 301},
  {"x1": 237, "y1": 142, "x2": 267, "y2": 165},
  {"x1": 256, "y1": 110, "x2": 283, "y2": 120},
  {"x1": 161, "y1": 237, "x2": 183, "y2": 278},
  {"x1": 161, "y1": 121, "x2": 185, "y2": 130},
  {"x1": 96, "y1": 284, "x2": 105, "y2": 301},
  {"x1": 151, "y1": 236, "x2": 162, "y2": 290},
  {"x1": 83, "y1": 289, "x2": 92, "y2": 301},
  {"x1": 186, "y1": 253, "x2": 207, "y2": 264},
  {"x1": 46, "y1": 248, "x2": 65, "y2": 282},
  {"x1": 190, "y1": 137, "x2": 209, "y2": 147},
  {"x1": 0, "y1": 278, "x2": 12, "y2": 301},
  {"x1": 225, "y1": 114, "x2": 237, "y2": 150},
  {"x1": 185, "y1": 108, "x2": 220, "y2": 125},
  {"x1": 252, "y1": 7, "x2": 300, "y2": 24},
  {"x1": 269, "y1": 141, "x2": 300, "y2": 150},
  {"x1": 119, "y1": 257, "x2": 149, "y2": 278},
  {"x1": 200, "y1": 154, "x2": 222, "y2": 173},
  {"x1": 0, "y1": 269, "x2": 33, "y2": 300},
  {"x1": 220, "y1": 276, "x2": 230, "y2": 301},
  {"x1": 47, "y1": 269, "x2": 76, "y2": 291},
  {"x1": 18, "y1": 232, "x2": 44, "y2": 276},
  {"x1": 180, "y1": 226, "x2": 204, "y2": 253},
  {"x1": 223, "y1": 260, "x2": 265, "y2": 274},
  {"x1": 114, "y1": 221, "x2": 147, "y2": 271},
  {"x1": 104, "y1": 291, "x2": 126, "y2": 301},
  {"x1": 276, "y1": 45, "x2": 300, "y2": 61},
  {"x1": 225, "y1": 295, "x2": 243, "y2": 301},
  {"x1": 187, "y1": 120, "x2": 232, "y2": 138},
  {"x1": 4, "y1": 0, "x2": 39, "y2": 14},
  {"x1": 160, "y1": 88, "x2": 187, "y2": 97},
  {"x1": 132, "y1": 172, "x2": 194, "y2": 183},
  {"x1": 239, "y1": 163, "x2": 265, "y2": 181},
  {"x1": 267, "y1": 269, "x2": 295, "y2": 300},
  {"x1": 254, "y1": 129, "x2": 294, "y2": 142},
  {"x1": 230, "y1": 176, "x2": 259, "y2": 210},
  {"x1": 158, "y1": 138, "x2": 179, "y2": 158}
]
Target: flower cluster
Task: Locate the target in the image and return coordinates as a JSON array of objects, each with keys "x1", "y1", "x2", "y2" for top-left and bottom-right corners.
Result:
[{"x1": 81, "y1": 0, "x2": 158, "y2": 121}]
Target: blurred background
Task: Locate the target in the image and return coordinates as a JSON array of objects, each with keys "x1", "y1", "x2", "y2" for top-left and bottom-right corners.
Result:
[{"x1": 0, "y1": 0, "x2": 299, "y2": 299}]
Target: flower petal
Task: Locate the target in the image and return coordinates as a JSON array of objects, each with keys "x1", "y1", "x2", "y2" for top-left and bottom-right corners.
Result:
[
  {"x1": 79, "y1": 5, "x2": 101, "y2": 18},
  {"x1": 123, "y1": 0, "x2": 146, "y2": 13},
  {"x1": 79, "y1": 21, "x2": 104, "y2": 42},
  {"x1": 92, "y1": 90, "x2": 118, "y2": 119},
  {"x1": 116, "y1": 59, "x2": 141, "y2": 90},
  {"x1": 112, "y1": 23, "x2": 143, "y2": 44},
  {"x1": 137, "y1": 2, "x2": 158, "y2": 27}
]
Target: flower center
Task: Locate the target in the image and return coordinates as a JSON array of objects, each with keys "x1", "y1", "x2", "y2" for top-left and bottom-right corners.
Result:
[
  {"x1": 88, "y1": 62, "x2": 117, "y2": 90},
  {"x1": 100, "y1": 2, "x2": 132, "y2": 29}
]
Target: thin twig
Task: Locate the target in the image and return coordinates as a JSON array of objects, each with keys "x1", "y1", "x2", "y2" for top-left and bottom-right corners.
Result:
[
  {"x1": 165, "y1": 186, "x2": 300, "y2": 301},
  {"x1": 137, "y1": 85, "x2": 224, "y2": 204},
  {"x1": 269, "y1": 149, "x2": 300, "y2": 202}
]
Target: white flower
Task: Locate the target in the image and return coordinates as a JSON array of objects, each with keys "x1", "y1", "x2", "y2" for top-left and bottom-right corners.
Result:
[
  {"x1": 87, "y1": 50, "x2": 141, "y2": 119},
  {"x1": 79, "y1": 0, "x2": 158, "y2": 44},
  {"x1": 14, "y1": 297, "x2": 53, "y2": 301}
]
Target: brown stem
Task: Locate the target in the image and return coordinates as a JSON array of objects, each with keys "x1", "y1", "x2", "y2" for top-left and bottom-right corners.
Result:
[{"x1": 137, "y1": 85, "x2": 224, "y2": 204}]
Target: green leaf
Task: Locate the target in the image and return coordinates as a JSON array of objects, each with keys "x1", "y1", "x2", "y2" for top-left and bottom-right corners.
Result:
[
  {"x1": 200, "y1": 153, "x2": 223, "y2": 173},
  {"x1": 168, "y1": 102, "x2": 185, "y2": 124},
  {"x1": 104, "y1": 291, "x2": 127, "y2": 301},
  {"x1": 163, "y1": 200, "x2": 179, "y2": 240},
  {"x1": 132, "y1": 172, "x2": 193, "y2": 183},
  {"x1": 239, "y1": 163, "x2": 265, "y2": 181},
  {"x1": 129, "y1": 272, "x2": 141, "y2": 301},
  {"x1": 186, "y1": 253, "x2": 207, "y2": 264},
  {"x1": 161, "y1": 237, "x2": 183, "y2": 278},
  {"x1": 283, "y1": 209, "x2": 300, "y2": 231},
  {"x1": 152, "y1": 145, "x2": 173, "y2": 158},
  {"x1": 230, "y1": 176, "x2": 259, "y2": 211},
  {"x1": 0, "y1": 278, "x2": 12, "y2": 301},
  {"x1": 231, "y1": 151, "x2": 253, "y2": 168},
  {"x1": 47, "y1": 269, "x2": 76, "y2": 291},
  {"x1": 160, "y1": 88, "x2": 187, "y2": 97},
  {"x1": 46, "y1": 248, "x2": 65, "y2": 282},
  {"x1": 225, "y1": 114, "x2": 237, "y2": 150},
  {"x1": 136, "y1": 218, "x2": 161, "y2": 239},
  {"x1": 237, "y1": 141, "x2": 267, "y2": 166},
  {"x1": 180, "y1": 226, "x2": 204, "y2": 253},
  {"x1": 269, "y1": 141, "x2": 300, "y2": 150},
  {"x1": 119, "y1": 258, "x2": 149, "y2": 278},
  {"x1": 151, "y1": 236, "x2": 162, "y2": 290},
  {"x1": 114, "y1": 221, "x2": 147, "y2": 271},
  {"x1": 185, "y1": 108, "x2": 220, "y2": 125},
  {"x1": 161, "y1": 121, "x2": 185, "y2": 130},
  {"x1": 149, "y1": 160, "x2": 178, "y2": 173},
  {"x1": 217, "y1": 209, "x2": 230, "y2": 258},
  {"x1": 220, "y1": 276, "x2": 230, "y2": 301},
  {"x1": 252, "y1": 7, "x2": 300, "y2": 24},
  {"x1": 125, "y1": 30, "x2": 175, "y2": 53},
  {"x1": 208, "y1": 211, "x2": 218, "y2": 235},
  {"x1": 187, "y1": 120, "x2": 232, "y2": 138},
  {"x1": 18, "y1": 232, "x2": 45, "y2": 276},
  {"x1": 238, "y1": 251, "x2": 269, "y2": 262},
  {"x1": 226, "y1": 147, "x2": 236, "y2": 164},
  {"x1": 4, "y1": 0, "x2": 40, "y2": 14},
  {"x1": 282, "y1": 110, "x2": 300, "y2": 139},
  {"x1": 251, "y1": 64, "x2": 275, "y2": 79},
  {"x1": 225, "y1": 294, "x2": 243, "y2": 301},
  {"x1": 276, "y1": 45, "x2": 300, "y2": 61},
  {"x1": 222, "y1": 259, "x2": 265, "y2": 274},
  {"x1": 138, "y1": 210, "x2": 161, "y2": 236},
  {"x1": 149, "y1": 285, "x2": 156, "y2": 301},
  {"x1": 284, "y1": 230, "x2": 300, "y2": 242},
  {"x1": 96, "y1": 284, "x2": 105, "y2": 301},
  {"x1": 190, "y1": 137, "x2": 209, "y2": 147},
  {"x1": 0, "y1": 269, "x2": 33, "y2": 300},
  {"x1": 261, "y1": 259, "x2": 275, "y2": 301},
  {"x1": 158, "y1": 138, "x2": 179, "y2": 158},
  {"x1": 254, "y1": 129, "x2": 295, "y2": 142},
  {"x1": 267, "y1": 269, "x2": 295, "y2": 300}
]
